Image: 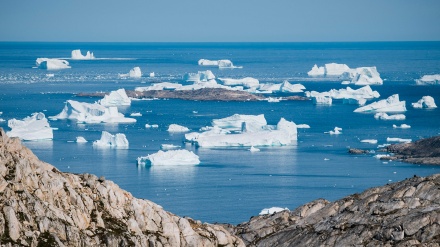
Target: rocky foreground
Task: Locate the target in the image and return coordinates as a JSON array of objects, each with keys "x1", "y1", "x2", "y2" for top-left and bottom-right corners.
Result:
[{"x1": 1, "y1": 129, "x2": 440, "y2": 246}]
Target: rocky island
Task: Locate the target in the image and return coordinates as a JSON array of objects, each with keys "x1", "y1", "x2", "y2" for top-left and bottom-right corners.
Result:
[
  {"x1": 384, "y1": 136, "x2": 440, "y2": 165},
  {"x1": 1, "y1": 129, "x2": 439, "y2": 246}
]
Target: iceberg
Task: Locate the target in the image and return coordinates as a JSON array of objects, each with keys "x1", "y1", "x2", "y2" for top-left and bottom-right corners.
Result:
[
  {"x1": 415, "y1": 74, "x2": 440, "y2": 85},
  {"x1": 374, "y1": 112, "x2": 406, "y2": 120},
  {"x1": 6, "y1": 112, "x2": 53, "y2": 141},
  {"x1": 307, "y1": 63, "x2": 351, "y2": 77},
  {"x1": 198, "y1": 59, "x2": 242, "y2": 69},
  {"x1": 249, "y1": 146, "x2": 260, "y2": 152},
  {"x1": 266, "y1": 97, "x2": 282, "y2": 103},
  {"x1": 412, "y1": 96, "x2": 437, "y2": 109},
  {"x1": 327, "y1": 127, "x2": 342, "y2": 135},
  {"x1": 306, "y1": 85, "x2": 379, "y2": 106},
  {"x1": 71, "y1": 49, "x2": 95, "y2": 60},
  {"x1": 279, "y1": 81, "x2": 306, "y2": 93},
  {"x1": 361, "y1": 139, "x2": 378, "y2": 144},
  {"x1": 393, "y1": 124, "x2": 411, "y2": 129},
  {"x1": 259, "y1": 207, "x2": 289, "y2": 215},
  {"x1": 183, "y1": 70, "x2": 215, "y2": 82},
  {"x1": 50, "y1": 100, "x2": 136, "y2": 124},
  {"x1": 76, "y1": 136, "x2": 88, "y2": 143},
  {"x1": 312, "y1": 95, "x2": 332, "y2": 105},
  {"x1": 0, "y1": 118, "x2": 5, "y2": 122},
  {"x1": 354, "y1": 94, "x2": 406, "y2": 113},
  {"x1": 198, "y1": 59, "x2": 219, "y2": 66},
  {"x1": 387, "y1": 137, "x2": 412, "y2": 143},
  {"x1": 307, "y1": 64, "x2": 326, "y2": 76},
  {"x1": 137, "y1": 150, "x2": 200, "y2": 166},
  {"x1": 149, "y1": 72, "x2": 155, "y2": 77},
  {"x1": 345, "y1": 67, "x2": 383, "y2": 85},
  {"x1": 119, "y1": 67, "x2": 142, "y2": 78},
  {"x1": 130, "y1": 112, "x2": 142, "y2": 117},
  {"x1": 145, "y1": 124, "x2": 159, "y2": 128},
  {"x1": 218, "y1": 77, "x2": 259, "y2": 88},
  {"x1": 296, "y1": 124, "x2": 310, "y2": 129},
  {"x1": 36, "y1": 58, "x2": 70, "y2": 70},
  {"x1": 167, "y1": 124, "x2": 190, "y2": 132},
  {"x1": 161, "y1": 144, "x2": 181, "y2": 150},
  {"x1": 93, "y1": 131, "x2": 129, "y2": 148},
  {"x1": 135, "y1": 82, "x2": 183, "y2": 91},
  {"x1": 212, "y1": 114, "x2": 267, "y2": 132},
  {"x1": 98, "y1": 89, "x2": 131, "y2": 106}
]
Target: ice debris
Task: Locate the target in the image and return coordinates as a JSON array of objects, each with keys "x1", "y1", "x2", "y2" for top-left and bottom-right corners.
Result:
[
  {"x1": 71, "y1": 49, "x2": 95, "y2": 60},
  {"x1": 387, "y1": 137, "x2": 412, "y2": 143},
  {"x1": 93, "y1": 131, "x2": 129, "y2": 148},
  {"x1": 6, "y1": 112, "x2": 53, "y2": 141},
  {"x1": 249, "y1": 146, "x2": 260, "y2": 152},
  {"x1": 412, "y1": 96, "x2": 437, "y2": 109},
  {"x1": 137, "y1": 149, "x2": 200, "y2": 166},
  {"x1": 354, "y1": 94, "x2": 406, "y2": 113},
  {"x1": 160, "y1": 144, "x2": 181, "y2": 150},
  {"x1": 327, "y1": 127, "x2": 342, "y2": 135}
]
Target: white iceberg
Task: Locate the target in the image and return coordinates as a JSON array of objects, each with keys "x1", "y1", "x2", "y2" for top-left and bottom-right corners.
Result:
[
  {"x1": 374, "y1": 112, "x2": 406, "y2": 120},
  {"x1": 259, "y1": 207, "x2": 289, "y2": 215},
  {"x1": 387, "y1": 137, "x2": 412, "y2": 143},
  {"x1": 345, "y1": 67, "x2": 383, "y2": 85},
  {"x1": 50, "y1": 100, "x2": 136, "y2": 124},
  {"x1": 198, "y1": 59, "x2": 219, "y2": 66},
  {"x1": 307, "y1": 64, "x2": 326, "y2": 76},
  {"x1": 119, "y1": 67, "x2": 142, "y2": 78},
  {"x1": 218, "y1": 77, "x2": 259, "y2": 88},
  {"x1": 168, "y1": 124, "x2": 190, "y2": 132},
  {"x1": 412, "y1": 96, "x2": 437, "y2": 109},
  {"x1": 307, "y1": 63, "x2": 351, "y2": 77},
  {"x1": 149, "y1": 72, "x2": 155, "y2": 77},
  {"x1": 0, "y1": 118, "x2": 5, "y2": 122},
  {"x1": 415, "y1": 74, "x2": 440, "y2": 85},
  {"x1": 36, "y1": 58, "x2": 70, "y2": 70},
  {"x1": 137, "y1": 149, "x2": 200, "y2": 166},
  {"x1": 361, "y1": 139, "x2": 378, "y2": 144},
  {"x1": 145, "y1": 124, "x2": 159, "y2": 128},
  {"x1": 93, "y1": 131, "x2": 129, "y2": 148},
  {"x1": 71, "y1": 49, "x2": 95, "y2": 60},
  {"x1": 327, "y1": 127, "x2": 342, "y2": 135},
  {"x1": 98, "y1": 89, "x2": 131, "y2": 106},
  {"x1": 161, "y1": 144, "x2": 181, "y2": 150},
  {"x1": 130, "y1": 112, "x2": 142, "y2": 117},
  {"x1": 393, "y1": 124, "x2": 411, "y2": 129},
  {"x1": 135, "y1": 82, "x2": 183, "y2": 91},
  {"x1": 249, "y1": 146, "x2": 260, "y2": 152},
  {"x1": 296, "y1": 124, "x2": 310, "y2": 129},
  {"x1": 198, "y1": 59, "x2": 242, "y2": 69},
  {"x1": 212, "y1": 114, "x2": 267, "y2": 132},
  {"x1": 76, "y1": 136, "x2": 88, "y2": 143},
  {"x1": 306, "y1": 85, "x2": 380, "y2": 101},
  {"x1": 354, "y1": 94, "x2": 406, "y2": 113},
  {"x1": 279, "y1": 81, "x2": 306, "y2": 93},
  {"x1": 183, "y1": 70, "x2": 215, "y2": 82},
  {"x1": 312, "y1": 95, "x2": 332, "y2": 105},
  {"x1": 266, "y1": 97, "x2": 282, "y2": 103},
  {"x1": 6, "y1": 112, "x2": 53, "y2": 141}
]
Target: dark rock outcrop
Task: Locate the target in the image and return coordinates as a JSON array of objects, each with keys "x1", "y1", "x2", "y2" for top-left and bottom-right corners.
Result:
[
  {"x1": 386, "y1": 136, "x2": 440, "y2": 165},
  {"x1": 348, "y1": 148, "x2": 370, "y2": 154}
]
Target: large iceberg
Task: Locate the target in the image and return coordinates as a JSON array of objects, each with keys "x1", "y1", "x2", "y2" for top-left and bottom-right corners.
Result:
[
  {"x1": 415, "y1": 74, "x2": 440, "y2": 85},
  {"x1": 198, "y1": 59, "x2": 242, "y2": 69},
  {"x1": 71, "y1": 49, "x2": 95, "y2": 60},
  {"x1": 307, "y1": 63, "x2": 351, "y2": 77},
  {"x1": 218, "y1": 77, "x2": 259, "y2": 89},
  {"x1": 344, "y1": 67, "x2": 383, "y2": 85},
  {"x1": 186, "y1": 115, "x2": 297, "y2": 147},
  {"x1": 312, "y1": 95, "x2": 332, "y2": 105},
  {"x1": 137, "y1": 149, "x2": 200, "y2": 166},
  {"x1": 412, "y1": 96, "x2": 437, "y2": 109},
  {"x1": 6, "y1": 112, "x2": 53, "y2": 141},
  {"x1": 306, "y1": 85, "x2": 380, "y2": 105},
  {"x1": 212, "y1": 114, "x2": 267, "y2": 132},
  {"x1": 354, "y1": 94, "x2": 406, "y2": 113},
  {"x1": 36, "y1": 58, "x2": 70, "y2": 70},
  {"x1": 255, "y1": 81, "x2": 305, "y2": 94},
  {"x1": 167, "y1": 124, "x2": 190, "y2": 132},
  {"x1": 183, "y1": 70, "x2": 215, "y2": 82},
  {"x1": 119, "y1": 67, "x2": 142, "y2": 78},
  {"x1": 93, "y1": 131, "x2": 129, "y2": 148},
  {"x1": 98, "y1": 89, "x2": 131, "y2": 106},
  {"x1": 50, "y1": 100, "x2": 136, "y2": 124}
]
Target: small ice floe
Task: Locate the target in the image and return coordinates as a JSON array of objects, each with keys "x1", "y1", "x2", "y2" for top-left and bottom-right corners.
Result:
[
  {"x1": 374, "y1": 112, "x2": 406, "y2": 120},
  {"x1": 326, "y1": 127, "x2": 342, "y2": 135},
  {"x1": 149, "y1": 72, "x2": 155, "y2": 77},
  {"x1": 374, "y1": 154, "x2": 391, "y2": 159},
  {"x1": 361, "y1": 139, "x2": 378, "y2": 144},
  {"x1": 137, "y1": 149, "x2": 200, "y2": 166},
  {"x1": 377, "y1": 143, "x2": 391, "y2": 148},
  {"x1": 36, "y1": 58, "x2": 70, "y2": 70},
  {"x1": 198, "y1": 59, "x2": 243, "y2": 69},
  {"x1": 145, "y1": 124, "x2": 159, "y2": 128},
  {"x1": 93, "y1": 131, "x2": 129, "y2": 148},
  {"x1": 192, "y1": 111, "x2": 198, "y2": 114},
  {"x1": 412, "y1": 96, "x2": 437, "y2": 109},
  {"x1": 161, "y1": 144, "x2": 181, "y2": 150},
  {"x1": 249, "y1": 146, "x2": 260, "y2": 152},
  {"x1": 266, "y1": 97, "x2": 282, "y2": 103},
  {"x1": 259, "y1": 207, "x2": 289, "y2": 216},
  {"x1": 386, "y1": 137, "x2": 412, "y2": 143},
  {"x1": 0, "y1": 118, "x2": 5, "y2": 122},
  {"x1": 297, "y1": 124, "x2": 311, "y2": 129},
  {"x1": 130, "y1": 112, "x2": 142, "y2": 117},
  {"x1": 324, "y1": 158, "x2": 330, "y2": 161},
  {"x1": 393, "y1": 124, "x2": 411, "y2": 129},
  {"x1": 167, "y1": 124, "x2": 190, "y2": 132},
  {"x1": 76, "y1": 136, "x2": 88, "y2": 143}
]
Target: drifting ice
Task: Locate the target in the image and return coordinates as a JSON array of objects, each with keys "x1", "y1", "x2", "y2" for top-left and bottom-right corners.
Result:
[
  {"x1": 98, "y1": 89, "x2": 131, "y2": 106},
  {"x1": 387, "y1": 137, "x2": 412, "y2": 143},
  {"x1": 161, "y1": 144, "x2": 181, "y2": 150},
  {"x1": 218, "y1": 77, "x2": 259, "y2": 88},
  {"x1": 354, "y1": 94, "x2": 406, "y2": 113},
  {"x1": 307, "y1": 63, "x2": 351, "y2": 77},
  {"x1": 198, "y1": 59, "x2": 242, "y2": 68},
  {"x1": 7, "y1": 112, "x2": 53, "y2": 141},
  {"x1": 412, "y1": 96, "x2": 437, "y2": 109},
  {"x1": 36, "y1": 58, "x2": 70, "y2": 70},
  {"x1": 119, "y1": 67, "x2": 142, "y2": 78},
  {"x1": 393, "y1": 124, "x2": 411, "y2": 129},
  {"x1": 361, "y1": 139, "x2": 378, "y2": 144},
  {"x1": 168, "y1": 124, "x2": 190, "y2": 132},
  {"x1": 93, "y1": 131, "x2": 129, "y2": 148},
  {"x1": 308, "y1": 64, "x2": 383, "y2": 85},
  {"x1": 71, "y1": 49, "x2": 95, "y2": 60},
  {"x1": 137, "y1": 150, "x2": 200, "y2": 166},
  {"x1": 50, "y1": 100, "x2": 136, "y2": 124},
  {"x1": 183, "y1": 70, "x2": 215, "y2": 82},
  {"x1": 212, "y1": 114, "x2": 267, "y2": 132},
  {"x1": 76, "y1": 136, "x2": 88, "y2": 143},
  {"x1": 415, "y1": 74, "x2": 440, "y2": 85},
  {"x1": 374, "y1": 113, "x2": 406, "y2": 120},
  {"x1": 328, "y1": 127, "x2": 342, "y2": 135},
  {"x1": 249, "y1": 146, "x2": 260, "y2": 152}
]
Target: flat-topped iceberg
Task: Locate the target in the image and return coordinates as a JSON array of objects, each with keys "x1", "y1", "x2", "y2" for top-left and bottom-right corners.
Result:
[
  {"x1": 6, "y1": 112, "x2": 53, "y2": 141},
  {"x1": 50, "y1": 100, "x2": 136, "y2": 124},
  {"x1": 415, "y1": 74, "x2": 440, "y2": 85},
  {"x1": 393, "y1": 124, "x2": 411, "y2": 129},
  {"x1": 354, "y1": 94, "x2": 406, "y2": 113},
  {"x1": 186, "y1": 116, "x2": 297, "y2": 147},
  {"x1": 212, "y1": 114, "x2": 267, "y2": 132},
  {"x1": 168, "y1": 124, "x2": 190, "y2": 132},
  {"x1": 374, "y1": 112, "x2": 406, "y2": 120},
  {"x1": 259, "y1": 207, "x2": 289, "y2": 215},
  {"x1": 36, "y1": 58, "x2": 70, "y2": 70},
  {"x1": 98, "y1": 89, "x2": 131, "y2": 106},
  {"x1": 255, "y1": 81, "x2": 305, "y2": 94},
  {"x1": 93, "y1": 131, "x2": 129, "y2": 148},
  {"x1": 119, "y1": 67, "x2": 142, "y2": 78},
  {"x1": 306, "y1": 85, "x2": 380, "y2": 106},
  {"x1": 308, "y1": 63, "x2": 351, "y2": 77},
  {"x1": 312, "y1": 95, "x2": 332, "y2": 105},
  {"x1": 137, "y1": 149, "x2": 200, "y2": 166},
  {"x1": 161, "y1": 144, "x2": 181, "y2": 150},
  {"x1": 71, "y1": 49, "x2": 95, "y2": 60},
  {"x1": 387, "y1": 137, "x2": 412, "y2": 143},
  {"x1": 135, "y1": 82, "x2": 183, "y2": 92},
  {"x1": 198, "y1": 59, "x2": 242, "y2": 69},
  {"x1": 361, "y1": 139, "x2": 378, "y2": 144},
  {"x1": 412, "y1": 96, "x2": 437, "y2": 109},
  {"x1": 183, "y1": 70, "x2": 215, "y2": 82},
  {"x1": 218, "y1": 77, "x2": 259, "y2": 88}
]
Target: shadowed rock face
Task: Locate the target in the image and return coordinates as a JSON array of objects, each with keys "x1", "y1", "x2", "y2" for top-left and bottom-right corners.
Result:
[
  {"x1": 0, "y1": 128, "x2": 244, "y2": 247},
  {"x1": 386, "y1": 136, "x2": 440, "y2": 165}
]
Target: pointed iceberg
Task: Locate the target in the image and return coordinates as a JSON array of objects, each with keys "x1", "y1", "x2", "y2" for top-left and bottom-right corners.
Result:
[
  {"x1": 71, "y1": 49, "x2": 95, "y2": 60},
  {"x1": 93, "y1": 131, "x2": 129, "y2": 148}
]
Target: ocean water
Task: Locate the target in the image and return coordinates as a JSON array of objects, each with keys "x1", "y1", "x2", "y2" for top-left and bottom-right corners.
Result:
[{"x1": 1, "y1": 42, "x2": 440, "y2": 224}]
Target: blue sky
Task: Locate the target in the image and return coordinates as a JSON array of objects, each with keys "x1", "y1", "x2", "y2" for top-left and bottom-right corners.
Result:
[{"x1": 1, "y1": 0, "x2": 439, "y2": 42}]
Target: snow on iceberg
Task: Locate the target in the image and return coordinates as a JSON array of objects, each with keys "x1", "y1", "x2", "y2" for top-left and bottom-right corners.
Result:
[
  {"x1": 93, "y1": 131, "x2": 129, "y2": 148},
  {"x1": 354, "y1": 94, "x2": 406, "y2": 113},
  {"x1": 76, "y1": 136, "x2": 88, "y2": 143},
  {"x1": 98, "y1": 89, "x2": 131, "y2": 106},
  {"x1": 374, "y1": 112, "x2": 406, "y2": 120},
  {"x1": 137, "y1": 150, "x2": 200, "y2": 166},
  {"x1": 50, "y1": 100, "x2": 136, "y2": 124},
  {"x1": 168, "y1": 124, "x2": 190, "y2": 132},
  {"x1": 412, "y1": 96, "x2": 437, "y2": 109},
  {"x1": 259, "y1": 207, "x2": 289, "y2": 215},
  {"x1": 393, "y1": 124, "x2": 411, "y2": 129},
  {"x1": 119, "y1": 67, "x2": 142, "y2": 78},
  {"x1": 36, "y1": 58, "x2": 70, "y2": 70},
  {"x1": 6, "y1": 112, "x2": 53, "y2": 141},
  {"x1": 183, "y1": 70, "x2": 215, "y2": 82},
  {"x1": 415, "y1": 74, "x2": 440, "y2": 85},
  {"x1": 71, "y1": 49, "x2": 95, "y2": 60},
  {"x1": 218, "y1": 77, "x2": 259, "y2": 88}
]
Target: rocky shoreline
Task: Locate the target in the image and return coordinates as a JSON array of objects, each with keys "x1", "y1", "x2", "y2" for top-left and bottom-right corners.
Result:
[
  {"x1": 384, "y1": 136, "x2": 440, "y2": 165},
  {"x1": 1, "y1": 129, "x2": 440, "y2": 246}
]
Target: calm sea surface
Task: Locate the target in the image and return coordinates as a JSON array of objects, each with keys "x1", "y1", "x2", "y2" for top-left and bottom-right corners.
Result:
[{"x1": 1, "y1": 42, "x2": 440, "y2": 224}]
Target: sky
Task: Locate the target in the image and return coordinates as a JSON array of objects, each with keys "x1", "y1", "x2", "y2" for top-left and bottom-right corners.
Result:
[{"x1": 1, "y1": 0, "x2": 439, "y2": 42}]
